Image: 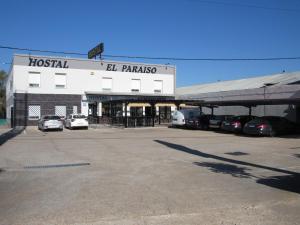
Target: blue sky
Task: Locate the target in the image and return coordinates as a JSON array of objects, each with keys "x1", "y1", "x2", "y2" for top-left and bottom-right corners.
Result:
[{"x1": 0, "y1": 0, "x2": 300, "y2": 87}]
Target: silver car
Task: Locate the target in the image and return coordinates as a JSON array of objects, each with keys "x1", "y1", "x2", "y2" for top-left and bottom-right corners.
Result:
[{"x1": 38, "y1": 115, "x2": 63, "y2": 131}]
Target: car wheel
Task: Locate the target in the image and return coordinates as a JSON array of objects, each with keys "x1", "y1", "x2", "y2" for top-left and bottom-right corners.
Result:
[{"x1": 270, "y1": 130, "x2": 276, "y2": 137}]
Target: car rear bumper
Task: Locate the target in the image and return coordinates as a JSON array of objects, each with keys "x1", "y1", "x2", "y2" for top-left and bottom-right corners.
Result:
[
  {"x1": 221, "y1": 125, "x2": 242, "y2": 133},
  {"x1": 243, "y1": 127, "x2": 270, "y2": 136},
  {"x1": 70, "y1": 122, "x2": 89, "y2": 127},
  {"x1": 44, "y1": 124, "x2": 63, "y2": 130},
  {"x1": 209, "y1": 124, "x2": 221, "y2": 129}
]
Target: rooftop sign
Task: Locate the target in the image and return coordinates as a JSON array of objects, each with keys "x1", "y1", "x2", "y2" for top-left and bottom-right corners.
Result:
[{"x1": 88, "y1": 43, "x2": 104, "y2": 59}]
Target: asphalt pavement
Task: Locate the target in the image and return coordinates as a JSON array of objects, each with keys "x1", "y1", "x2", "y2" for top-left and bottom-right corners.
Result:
[{"x1": 0, "y1": 126, "x2": 299, "y2": 225}]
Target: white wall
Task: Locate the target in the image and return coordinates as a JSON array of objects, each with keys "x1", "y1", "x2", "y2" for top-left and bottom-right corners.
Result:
[{"x1": 13, "y1": 65, "x2": 175, "y2": 96}]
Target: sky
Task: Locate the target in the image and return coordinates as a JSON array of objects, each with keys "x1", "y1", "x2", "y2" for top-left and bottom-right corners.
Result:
[{"x1": 0, "y1": 0, "x2": 300, "y2": 87}]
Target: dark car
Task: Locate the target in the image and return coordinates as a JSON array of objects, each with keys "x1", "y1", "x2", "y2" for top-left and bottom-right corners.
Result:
[
  {"x1": 186, "y1": 114, "x2": 212, "y2": 130},
  {"x1": 243, "y1": 116, "x2": 297, "y2": 136},
  {"x1": 209, "y1": 115, "x2": 233, "y2": 129},
  {"x1": 221, "y1": 115, "x2": 257, "y2": 133}
]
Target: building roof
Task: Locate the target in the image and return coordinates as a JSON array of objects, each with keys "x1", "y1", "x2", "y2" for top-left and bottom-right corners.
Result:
[{"x1": 176, "y1": 71, "x2": 300, "y2": 96}]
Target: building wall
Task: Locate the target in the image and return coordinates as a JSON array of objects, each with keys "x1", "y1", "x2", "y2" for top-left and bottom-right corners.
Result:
[
  {"x1": 12, "y1": 55, "x2": 175, "y2": 96},
  {"x1": 13, "y1": 93, "x2": 81, "y2": 126}
]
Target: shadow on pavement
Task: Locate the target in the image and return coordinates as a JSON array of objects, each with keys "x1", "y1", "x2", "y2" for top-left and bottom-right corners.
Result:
[
  {"x1": 193, "y1": 162, "x2": 254, "y2": 179},
  {"x1": 294, "y1": 154, "x2": 300, "y2": 158},
  {"x1": 155, "y1": 140, "x2": 299, "y2": 176},
  {"x1": 0, "y1": 127, "x2": 25, "y2": 146},
  {"x1": 155, "y1": 139, "x2": 300, "y2": 193},
  {"x1": 257, "y1": 175, "x2": 300, "y2": 194},
  {"x1": 224, "y1": 151, "x2": 249, "y2": 156}
]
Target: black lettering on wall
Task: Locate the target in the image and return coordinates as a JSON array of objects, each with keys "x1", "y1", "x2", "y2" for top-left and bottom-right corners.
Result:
[
  {"x1": 122, "y1": 65, "x2": 127, "y2": 72},
  {"x1": 63, "y1": 61, "x2": 69, "y2": 68},
  {"x1": 44, "y1": 59, "x2": 50, "y2": 67},
  {"x1": 28, "y1": 58, "x2": 37, "y2": 66},
  {"x1": 138, "y1": 67, "x2": 144, "y2": 73},
  {"x1": 132, "y1": 66, "x2": 138, "y2": 73},
  {"x1": 37, "y1": 59, "x2": 44, "y2": 67},
  {"x1": 106, "y1": 64, "x2": 113, "y2": 71},
  {"x1": 50, "y1": 60, "x2": 57, "y2": 67},
  {"x1": 56, "y1": 61, "x2": 63, "y2": 68},
  {"x1": 151, "y1": 67, "x2": 157, "y2": 74},
  {"x1": 146, "y1": 67, "x2": 151, "y2": 73}
]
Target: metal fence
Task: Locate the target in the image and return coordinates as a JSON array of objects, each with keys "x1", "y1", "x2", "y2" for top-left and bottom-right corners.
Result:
[{"x1": 88, "y1": 116, "x2": 169, "y2": 128}]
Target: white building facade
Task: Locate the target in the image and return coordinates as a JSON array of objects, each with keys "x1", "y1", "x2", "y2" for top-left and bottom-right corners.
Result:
[{"x1": 6, "y1": 54, "x2": 176, "y2": 126}]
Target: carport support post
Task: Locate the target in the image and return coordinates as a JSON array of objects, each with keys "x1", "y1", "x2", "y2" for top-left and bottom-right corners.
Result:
[
  {"x1": 124, "y1": 102, "x2": 128, "y2": 128},
  {"x1": 248, "y1": 106, "x2": 252, "y2": 116},
  {"x1": 199, "y1": 105, "x2": 202, "y2": 113},
  {"x1": 158, "y1": 106, "x2": 161, "y2": 125},
  {"x1": 151, "y1": 103, "x2": 155, "y2": 127},
  {"x1": 211, "y1": 107, "x2": 214, "y2": 116}
]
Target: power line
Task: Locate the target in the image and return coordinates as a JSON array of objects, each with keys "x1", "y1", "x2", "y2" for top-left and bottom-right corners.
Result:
[
  {"x1": 196, "y1": 0, "x2": 300, "y2": 13},
  {"x1": 1, "y1": 44, "x2": 300, "y2": 61}
]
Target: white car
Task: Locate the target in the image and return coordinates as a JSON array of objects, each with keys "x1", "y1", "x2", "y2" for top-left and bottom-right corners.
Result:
[
  {"x1": 65, "y1": 114, "x2": 89, "y2": 129},
  {"x1": 38, "y1": 115, "x2": 63, "y2": 131},
  {"x1": 171, "y1": 108, "x2": 202, "y2": 127}
]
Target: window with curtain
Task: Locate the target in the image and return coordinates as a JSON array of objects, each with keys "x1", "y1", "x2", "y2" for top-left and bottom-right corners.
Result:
[
  {"x1": 55, "y1": 73, "x2": 67, "y2": 88},
  {"x1": 154, "y1": 80, "x2": 163, "y2": 93},
  {"x1": 131, "y1": 79, "x2": 141, "y2": 92},
  {"x1": 102, "y1": 77, "x2": 112, "y2": 91},
  {"x1": 28, "y1": 72, "x2": 40, "y2": 88}
]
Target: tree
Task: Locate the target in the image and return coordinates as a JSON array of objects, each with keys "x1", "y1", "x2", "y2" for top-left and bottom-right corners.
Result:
[{"x1": 0, "y1": 70, "x2": 7, "y2": 118}]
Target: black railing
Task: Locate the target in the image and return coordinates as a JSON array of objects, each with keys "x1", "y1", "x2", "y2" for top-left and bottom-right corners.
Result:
[{"x1": 89, "y1": 116, "x2": 171, "y2": 127}]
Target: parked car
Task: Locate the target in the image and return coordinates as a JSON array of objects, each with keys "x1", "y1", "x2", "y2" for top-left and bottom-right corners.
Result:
[
  {"x1": 65, "y1": 114, "x2": 89, "y2": 129},
  {"x1": 171, "y1": 108, "x2": 201, "y2": 127},
  {"x1": 186, "y1": 114, "x2": 212, "y2": 130},
  {"x1": 221, "y1": 115, "x2": 257, "y2": 133},
  {"x1": 209, "y1": 115, "x2": 233, "y2": 129},
  {"x1": 38, "y1": 115, "x2": 63, "y2": 131},
  {"x1": 243, "y1": 116, "x2": 297, "y2": 136}
]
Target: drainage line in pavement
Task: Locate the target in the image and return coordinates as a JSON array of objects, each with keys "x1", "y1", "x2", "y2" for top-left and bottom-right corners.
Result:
[{"x1": 24, "y1": 163, "x2": 90, "y2": 169}]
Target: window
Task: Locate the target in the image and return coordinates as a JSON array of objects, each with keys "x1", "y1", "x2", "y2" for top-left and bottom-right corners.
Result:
[
  {"x1": 55, "y1": 106, "x2": 66, "y2": 118},
  {"x1": 28, "y1": 72, "x2": 40, "y2": 88},
  {"x1": 154, "y1": 80, "x2": 163, "y2": 93},
  {"x1": 55, "y1": 73, "x2": 66, "y2": 88},
  {"x1": 73, "y1": 106, "x2": 78, "y2": 114},
  {"x1": 102, "y1": 77, "x2": 112, "y2": 91},
  {"x1": 131, "y1": 79, "x2": 141, "y2": 92},
  {"x1": 28, "y1": 105, "x2": 40, "y2": 120}
]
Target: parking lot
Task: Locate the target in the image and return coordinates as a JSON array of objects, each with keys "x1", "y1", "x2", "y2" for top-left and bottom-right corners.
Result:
[{"x1": 0, "y1": 127, "x2": 300, "y2": 225}]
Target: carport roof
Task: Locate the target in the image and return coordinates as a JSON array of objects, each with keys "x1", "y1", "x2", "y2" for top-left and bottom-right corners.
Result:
[{"x1": 176, "y1": 71, "x2": 300, "y2": 96}]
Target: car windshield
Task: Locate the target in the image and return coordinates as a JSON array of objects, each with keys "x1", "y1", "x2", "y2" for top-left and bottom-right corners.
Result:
[
  {"x1": 44, "y1": 116, "x2": 60, "y2": 120},
  {"x1": 73, "y1": 115, "x2": 86, "y2": 119},
  {"x1": 261, "y1": 116, "x2": 282, "y2": 122}
]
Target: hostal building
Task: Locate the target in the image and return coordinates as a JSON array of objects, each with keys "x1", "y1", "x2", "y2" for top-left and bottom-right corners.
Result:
[{"x1": 6, "y1": 54, "x2": 176, "y2": 126}]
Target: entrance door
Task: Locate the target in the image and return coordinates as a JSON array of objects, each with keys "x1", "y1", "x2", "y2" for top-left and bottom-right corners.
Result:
[
  {"x1": 88, "y1": 103, "x2": 97, "y2": 117},
  {"x1": 88, "y1": 103, "x2": 98, "y2": 123}
]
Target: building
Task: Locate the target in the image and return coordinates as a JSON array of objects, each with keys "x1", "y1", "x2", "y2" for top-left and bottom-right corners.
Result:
[
  {"x1": 6, "y1": 54, "x2": 300, "y2": 127},
  {"x1": 6, "y1": 54, "x2": 176, "y2": 127}
]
